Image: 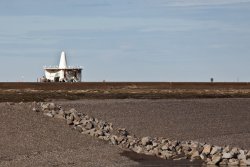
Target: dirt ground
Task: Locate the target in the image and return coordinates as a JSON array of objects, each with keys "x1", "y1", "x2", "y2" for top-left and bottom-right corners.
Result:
[
  {"x1": 57, "y1": 99, "x2": 250, "y2": 150},
  {"x1": 0, "y1": 98, "x2": 250, "y2": 166},
  {"x1": 2, "y1": 82, "x2": 250, "y2": 102},
  {"x1": 0, "y1": 102, "x2": 138, "y2": 167}
]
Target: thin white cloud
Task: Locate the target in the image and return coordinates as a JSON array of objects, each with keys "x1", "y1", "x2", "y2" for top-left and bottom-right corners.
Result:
[
  {"x1": 159, "y1": 0, "x2": 250, "y2": 7},
  {"x1": 0, "y1": 15, "x2": 249, "y2": 43}
]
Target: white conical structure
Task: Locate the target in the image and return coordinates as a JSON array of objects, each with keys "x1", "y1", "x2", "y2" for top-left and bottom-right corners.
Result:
[
  {"x1": 43, "y1": 51, "x2": 82, "y2": 82},
  {"x1": 59, "y1": 51, "x2": 68, "y2": 69}
]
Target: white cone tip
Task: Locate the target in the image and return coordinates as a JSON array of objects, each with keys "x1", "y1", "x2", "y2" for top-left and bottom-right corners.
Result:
[{"x1": 59, "y1": 51, "x2": 68, "y2": 69}]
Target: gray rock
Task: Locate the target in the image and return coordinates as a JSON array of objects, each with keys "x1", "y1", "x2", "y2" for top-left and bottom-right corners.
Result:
[
  {"x1": 238, "y1": 152, "x2": 246, "y2": 160},
  {"x1": 58, "y1": 110, "x2": 65, "y2": 116},
  {"x1": 117, "y1": 128, "x2": 129, "y2": 136},
  {"x1": 102, "y1": 136, "x2": 110, "y2": 141},
  {"x1": 97, "y1": 121, "x2": 106, "y2": 129},
  {"x1": 146, "y1": 145, "x2": 154, "y2": 151},
  {"x1": 161, "y1": 139, "x2": 168, "y2": 144},
  {"x1": 54, "y1": 110, "x2": 65, "y2": 119},
  {"x1": 191, "y1": 150, "x2": 200, "y2": 160},
  {"x1": 189, "y1": 141, "x2": 199, "y2": 149},
  {"x1": 230, "y1": 147, "x2": 239, "y2": 156},
  {"x1": 67, "y1": 114, "x2": 74, "y2": 121},
  {"x1": 116, "y1": 136, "x2": 126, "y2": 144},
  {"x1": 239, "y1": 149, "x2": 246, "y2": 155},
  {"x1": 202, "y1": 144, "x2": 212, "y2": 155},
  {"x1": 129, "y1": 141, "x2": 136, "y2": 148},
  {"x1": 73, "y1": 120, "x2": 81, "y2": 125},
  {"x1": 43, "y1": 113, "x2": 53, "y2": 117},
  {"x1": 75, "y1": 126, "x2": 83, "y2": 133},
  {"x1": 240, "y1": 160, "x2": 248, "y2": 166},
  {"x1": 228, "y1": 158, "x2": 240, "y2": 166},
  {"x1": 41, "y1": 103, "x2": 56, "y2": 111},
  {"x1": 71, "y1": 111, "x2": 81, "y2": 121},
  {"x1": 84, "y1": 121, "x2": 93, "y2": 130},
  {"x1": 94, "y1": 118, "x2": 99, "y2": 123},
  {"x1": 170, "y1": 140, "x2": 179, "y2": 147},
  {"x1": 54, "y1": 114, "x2": 65, "y2": 119},
  {"x1": 109, "y1": 123, "x2": 113, "y2": 131},
  {"x1": 46, "y1": 102, "x2": 56, "y2": 110},
  {"x1": 103, "y1": 125, "x2": 112, "y2": 133},
  {"x1": 173, "y1": 157, "x2": 187, "y2": 161},
  {"x1": 64, "y1": 110, "x2": 72, "y2": 115},
  {"x1": 89, "y1": 129, "x2": 96, "y2": 136},
  {"x1": 145, "y1": 150, "x2": 156, "y2": 156},
  {"x1": 176, "y1": 147, "x2": 182, "y2": 155},
  {"x1": 223, "y1": 145, "x2": 231, "y2": 153},
  {"x1": 247, "y1": 151, "x2": 250, "y2": 158},
  {"x1": 200, "y1": 153, "x2": 207, "y2": 160},
  {"x1": 181, "y1": 144, "x2": 192, "y2": 154},
  {"x1": 80, "y1": 119, "x2": 88, "y2": 126},
  {"x1": 168, "y1": 145, "x2": 176, "y2": 151},
  {"x1": 110, "y1": 135, "x2": 118, "y2": 145},
  {"x1": 222, "y1": 152, "x2": 233, "y2": 159},
  {"x1": 141, "y1": 136, "x2": 151, "y2": 146},
  {"x1": 66, "y1": 119, "x2": 73, "y2": 125},
  {"x1": 83, "y1": 115, "x2": 90, "y2": 120},
  {"x1": 210, "y1": 146, "x2": 221, "y2": 155},
  {"x1": 210, "y1": 154, "x2": 222, "y2": 165},
  {"x1": 132, "y1": 146, "x2": 143, "y2": 154},
  {"x1": 41, "y1": 103, "x2": 48, "y2": 110},
  {"x1": 51, "y1": 110, "x2": 57, "y2": 116},
  {"x1": 81, "y1": 129, "x2": 88, "y2": 134},
  {"x1": 152, "y1": 141, "x2": 158, "y2": 147},
  {"x1": 81, "y1": 126, "x2": 87, "y2": 131},
  {"x1": 161, "y1": 144, "x2": 169, "y2": 150},
  {"x1": 82, "y1": 129, "x2": 91, "y2": 135},
  {"x1": 161, "y1": 150, "x2": 173, "y2": 159},
  {"x1": 152, "y1": 148, "x2": 160, "y2": 156},
  {"x1": 88, "y1": 117, "x2": 96, "y2": 122},
  {"x1": 32, "y1": 107, "x2": 39, "y2": 112},
  {"x1": 243, "y1": 159, "x2": 250, "y2": 165},
  {"x1": 127, "y1": 135, "x2": 136, "y2": 141},
  {"x1": 69, "y1": 108, "x2": 77, "y2": 113},
  {"x1": 98, "y1": 136, "x2": 105, "y2": 140},
  {"x1": 219, "y1": 159, "x2": 228, "y2": 166},
  {"x1": 96, "y1": 130, "x2": 104, "y2": 137}
]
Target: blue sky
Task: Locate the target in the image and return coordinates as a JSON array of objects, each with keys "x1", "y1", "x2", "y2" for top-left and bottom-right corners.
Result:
[{"x1": 0, "y1": 0, "x2": 250, "y2": 82}]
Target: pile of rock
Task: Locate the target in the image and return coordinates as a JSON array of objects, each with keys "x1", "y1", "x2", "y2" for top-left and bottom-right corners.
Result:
[
  {"x1": 38, "y1": 102, "x2": 113, "y2": 141},
  {"x1": 35, "y1": 103, "x2": 250, "y2": 166},
  {"x1": 180, "y1": 141, "x2": 250, "y2": 166}
]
